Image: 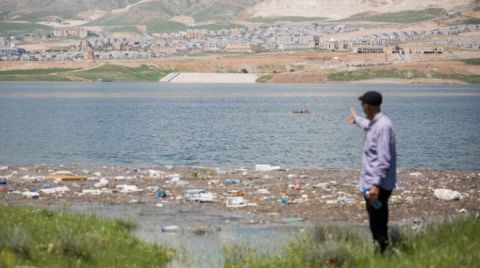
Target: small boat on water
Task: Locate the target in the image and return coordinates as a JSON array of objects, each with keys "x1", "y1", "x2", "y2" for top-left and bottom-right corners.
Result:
[{"x1": 293, "y1": 108, "x2": 311, "y2": 114}]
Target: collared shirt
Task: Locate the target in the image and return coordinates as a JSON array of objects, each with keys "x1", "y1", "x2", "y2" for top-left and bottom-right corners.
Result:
[{"x1": 354, "y1": 112, "x2": 396, "y2": 191}]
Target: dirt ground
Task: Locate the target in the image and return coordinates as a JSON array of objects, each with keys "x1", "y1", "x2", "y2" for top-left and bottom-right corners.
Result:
[{"x1": 1, "y1": 164, "x2": 479, "y2": 225}]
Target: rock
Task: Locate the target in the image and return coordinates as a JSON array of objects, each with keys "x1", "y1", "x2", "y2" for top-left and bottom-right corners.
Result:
[{"x1": 434, "y1": 189, "x2": 462, "y2": 200}]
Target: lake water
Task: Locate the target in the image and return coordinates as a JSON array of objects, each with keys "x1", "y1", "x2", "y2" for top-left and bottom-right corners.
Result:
[{"x1": 0, "y1": 82, "x2": 479, "y2": 169}]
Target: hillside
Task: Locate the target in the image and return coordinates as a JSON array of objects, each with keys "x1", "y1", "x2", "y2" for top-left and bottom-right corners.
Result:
[
  {"x1": 250, "y1": 0, "x2": 474, "y2": 20},
  {"x1": 0, "y1": 0, "x2": 477, "y2": 35}
]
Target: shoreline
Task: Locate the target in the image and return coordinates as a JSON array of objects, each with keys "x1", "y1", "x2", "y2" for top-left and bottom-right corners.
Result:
[{"x1": 1, "y1": 164, "x2": 478, "y2": 226}]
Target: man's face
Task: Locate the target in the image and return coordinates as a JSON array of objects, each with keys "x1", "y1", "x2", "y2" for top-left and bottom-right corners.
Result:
[{"x1": 361, "y1": 102, "x2": 369, "y2": 116}]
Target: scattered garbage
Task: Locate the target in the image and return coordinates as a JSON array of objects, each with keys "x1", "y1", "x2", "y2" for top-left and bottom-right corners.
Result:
[
  {"x1": 434, "y1": 189, "x2": 462, "y2": 201},
  {"x1": 39, "y1": 186, "x2": 70, "y2": 194},
  {"x1": 81, "y1": 189, "x2": 102, "y2": 195},
  {"x1": 224, "y1": 178, "x2": 241, "y2": 185},
  {"x1": 409, "y1": 172, "x2": 422, "y2": 177},
  {"x1": 116, "y1": 184, "x2": 143, "y2": 193},
  {"x1": 186, "y1": 189, "x2": 216, "y2": 202},
  {"x1": 255, "y1": 164, "x2": 281, "y2": 172},
  {"x1": 0, "y1": 178, "x2": 7, "y2": 185},
  {"x1": 161, "y1": 225, "x2": 179, "y2": 232},
  {"x1": 22, "y1": 191, "x2": 39, "y2": 199},
  {"x1": 282, "y1": 217, "x2": 304, "y2": 223},
  {"x1": 148, "y1": 170, "x2": 167, "y2": 179},
  {"x1": 156, "y1": 189, "x2": 167, "y2": 198},
  {"x1": 280, "y1": 196, "x2": 289, "y2": 205},
  {"x1": 255, "y1": 188, "x2": 270, "y2": 194},
  {"x1": 0, "y1": 166, "x2": 9, "y2": 171},
  {"x1": 226, "y1": 197, "x2": 247, "y2": 208},
  {"x1": 48, "y1": 173, "x2": 87, "y2": 181},
  {"x1": 94, "y1": 178, "x2": 109, "y2": 188}
]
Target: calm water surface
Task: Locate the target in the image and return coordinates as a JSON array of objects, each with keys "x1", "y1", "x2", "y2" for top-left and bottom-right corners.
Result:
[{"x1": 0, "y1": 82, "x2": 479, "y2": 169}]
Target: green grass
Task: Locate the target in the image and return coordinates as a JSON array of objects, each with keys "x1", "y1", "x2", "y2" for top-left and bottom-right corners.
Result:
[
  {"x1": 0, "y1": 22, "x2": 52, "y2": 35},
  {"x1": 110, "y1": 26, "x2": 143, "y2": 34},
  {"x1": 224, "y1": 213, "x2": 480, "y2": 268},
  {"x1": 147, "y1": 20, "x2": 187, "y2": 34},
  {"x1": 256, "y1": 75, "x2": 273, "y2": 83},
  {"x1": 0, "y1": 205, "x2": 172, "y2": 268},
  {"x1": 0, "y1": 68, "x2": 78, "y2": 81},
  {"x1": 191, "y1": 3, "x2": 245, "y2": 22},
  {"x1": 0, "y1": 65, "x2": 170, "y2": 82},
  {"x1": 249, "y1": 16, "x2": 327, "y2": 23},
  {"x1": 461, "y1": 58, "x2": 480, "y2": 65},
  {"x1": 351, "y1": 8, "x2": 445, "y2": 23},
  {"x1": 463, "y1": 17, "x2": 480, "y2": 24},
  {"x1": 74, "y1": 64, "x2": 169, "y2": 81},
  {"x1": 431, "y1": 72, "x2": 480, "y2": 84},
  {"x1": 327, "y1": 69, "x2": 427, "y2": 81},
  {"x1": 188, "y1": 23, "x2": 244, "y2": 31}
]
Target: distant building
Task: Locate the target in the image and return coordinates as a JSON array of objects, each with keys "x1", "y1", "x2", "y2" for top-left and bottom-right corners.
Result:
[
  {"x1": 225, "y1": 43, "x2": 252, "y2": 53},
  {"x1": 355, "y1": 46, "x2": 384, "y2": 53},
  {"x1": 54, "y1": 28, "x2": 88, "y2": 38},
  {"x1": 186, "y1": 30, "x2": 204, "y2": 40}
]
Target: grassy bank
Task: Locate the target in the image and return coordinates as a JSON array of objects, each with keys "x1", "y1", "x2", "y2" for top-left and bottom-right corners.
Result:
[
  {"x1": 327, "y1": 69, "x2": 426, "y2": 81},
  {"x1": 0, "y1": 65, "x2": 169, "y2": 82},
  {"x1": 350, "y1": 8, "x2": 445, "y2": 23},
  {"x1": 327, "y1": 68, "x2": 480, "y2": 84},
  {"x1": 0, "y1": 68, "x2": 77, "y2": 81},
  {"x1": 0, "y1": 205, "x2": 172, "y2": 267},
  {"x1": 73, "y1": 64, "x2": 169, "y2": 81},
  {"x1": 224, "y1": 213, "x2": 480, "y2": 268}
]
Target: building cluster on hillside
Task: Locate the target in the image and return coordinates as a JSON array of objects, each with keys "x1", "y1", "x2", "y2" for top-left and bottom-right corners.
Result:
[{"x1": 0, "y1": 22, "x2": 479, "y2": 61}]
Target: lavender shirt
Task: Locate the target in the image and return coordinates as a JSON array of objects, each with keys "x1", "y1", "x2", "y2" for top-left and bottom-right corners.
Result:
[{"x1": 354, "y1": 112, "x2": 396, "y2": 191}]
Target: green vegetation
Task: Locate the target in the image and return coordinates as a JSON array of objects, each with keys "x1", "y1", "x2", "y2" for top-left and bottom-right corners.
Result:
[
  {"x1": 224, "y1": 214, "x2": 480, "y2": 268},
  {"x1": 74, "y1": 64, "x2": 169, "y2": 81},
  {"x1": 463, "y1": 17, "x2": 480, "y2": 24},
  {"x1": 189, "y1": 23, "x2": 244, "y2": 31},
  {"x1": 351, "y1": 8, "x2": 445, "y2": 23},
  {"x1": 191, "y1": 3, "x2": 245, "y2": 22},
  {"x1": 431, "y1": 72, "x2": 480, "y2": 84},
  {"x1": 0, "y1": 205, "x2": 172, "y2": 267},
  {"x1": 250, "y1": 16, "x2": 327, "y2": 23},
  {"x1": 256, "y1": 75, "x2": 273, "y2": 83},
  {"x1": 0, "y1": 22, "x2": 52, "y2": 35},
  {"x1": 327, "y1": 69, "x2": 427, "y2": 81},
  {"x1": 461, "y1": 58, "x2": 480, "y2": 65},
  {"x1": 147, "y1": 20, "x2": 187, "y2": 34},
  {"x1": 0, "y1": 68, "x2": 77, "y2": 81},
  {"x1": 110, "y1": 26, "x2": 142, "y2": 34},
  {"x1": 0, "y1": 65, "x2": 170, "y2": 82}
]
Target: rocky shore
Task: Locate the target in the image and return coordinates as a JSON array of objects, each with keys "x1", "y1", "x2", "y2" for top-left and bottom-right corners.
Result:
[{"x1": 1, "y1": 164, "x2": 478, "y2": 225}]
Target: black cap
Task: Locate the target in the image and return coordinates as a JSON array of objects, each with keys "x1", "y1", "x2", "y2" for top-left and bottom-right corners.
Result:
[{"x1": 359, "y1": 91, "x2": 382, "y2": 106}]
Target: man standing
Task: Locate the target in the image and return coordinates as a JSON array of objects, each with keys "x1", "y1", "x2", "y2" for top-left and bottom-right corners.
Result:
[{"x1": 348, "y1": 91, "x2": 396, "y2": 254}]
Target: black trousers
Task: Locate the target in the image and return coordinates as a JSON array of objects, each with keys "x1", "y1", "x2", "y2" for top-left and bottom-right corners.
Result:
[{"x1": 365, "y1": 187, "x2": 392, "y2": 254}]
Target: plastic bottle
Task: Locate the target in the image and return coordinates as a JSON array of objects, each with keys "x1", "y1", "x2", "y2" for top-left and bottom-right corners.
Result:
[{"x1": 364, "y1": 189, "x2": 382, "y2": 209}]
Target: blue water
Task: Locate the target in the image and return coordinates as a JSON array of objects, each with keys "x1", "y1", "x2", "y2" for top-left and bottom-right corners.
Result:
[{"x1": 0, "y1": 82, "x2": 479, "y2": 169}]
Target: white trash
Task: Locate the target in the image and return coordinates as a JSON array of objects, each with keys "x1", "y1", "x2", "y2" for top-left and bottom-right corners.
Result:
[
  {"x1": 409, "y1": 172, "x2": 422, "y2": 177},
  {"x1": 82, "y1": 189, "x2": 102, "y2": 195},
  {"x1": 161, "y1": 225, "x2": 179, "y2": 232},
  {"x1": 226, "y1": 196, "x2": 247, "y2": 208},
  {"x1": 22, "y1": 191, "x2": 39, "y2": 198},
  {"x1": 148, "y1": 169, "x2": 167, "y2": 179},
  {"x1": 255, "y1": 164, "x2": 280, "y2": 172},
  {"x1": 434, "y1": 189, "x2": 462, "y2": 200},
  {"x1": 94, "y1": 178, "x2": 109, "y2": 188},
  {"x1": 116, "y1": 184, "x2": 143, "y2": 193},
  {"x1": 39, "y1": 186, "x2": 70, "y2": 194},
  {"x1": 255, "y1": 188, "x2": 270, "y2": 194}
]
